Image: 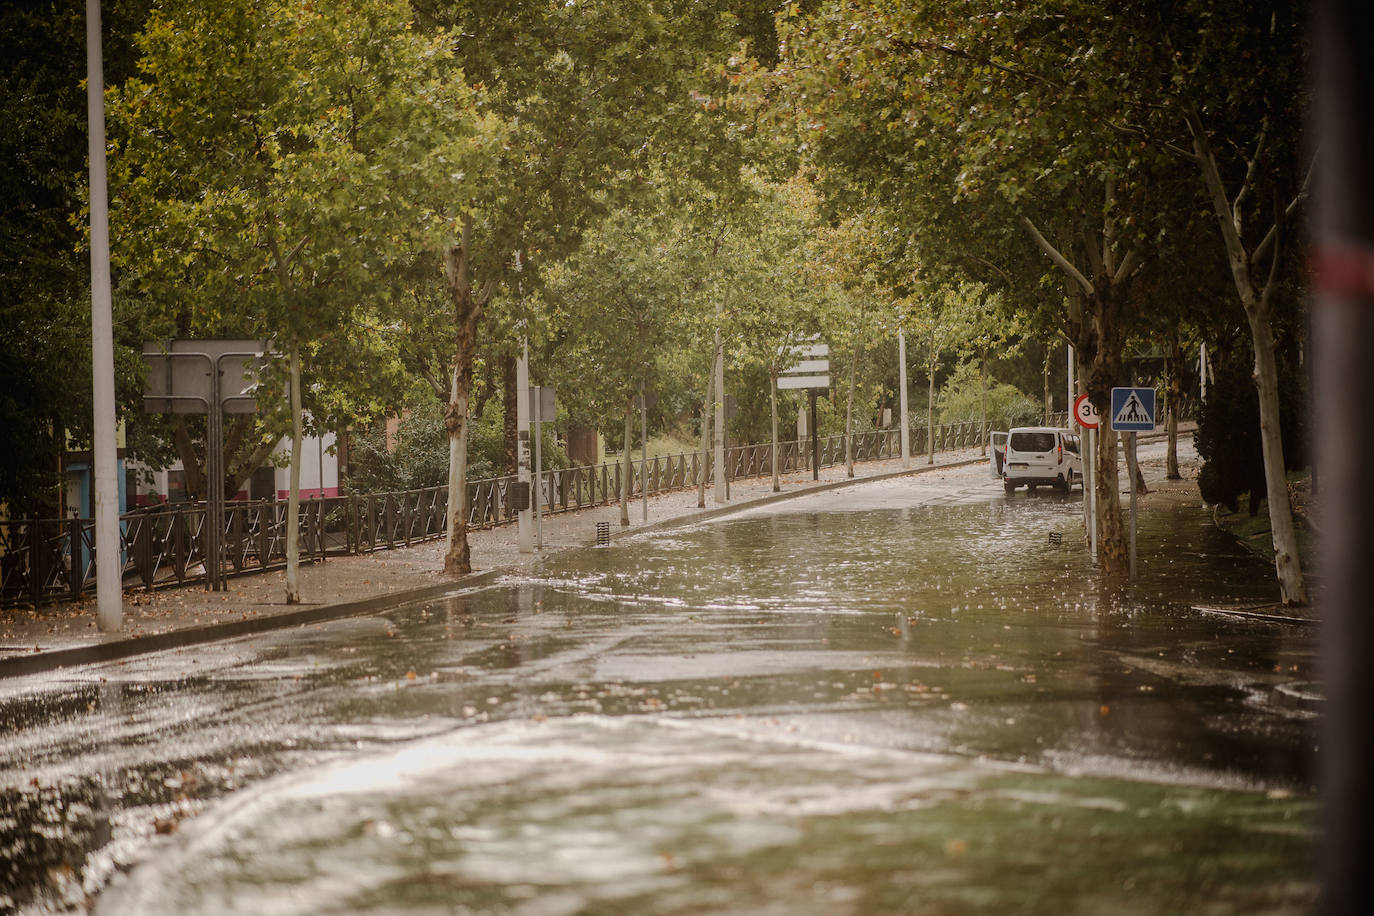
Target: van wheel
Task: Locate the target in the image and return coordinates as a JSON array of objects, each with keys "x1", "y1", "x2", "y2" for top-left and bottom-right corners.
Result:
[
  {"x1": 1004, "y1": 481, "x2": 1016, "y2": 495},
  {"x1": 1056, "y1": 475, "x2": 1071, "y2": 494}
]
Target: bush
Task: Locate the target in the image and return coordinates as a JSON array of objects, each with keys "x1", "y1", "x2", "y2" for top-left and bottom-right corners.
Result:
[
  {"x1": 937, "y1": 362, "x2": 1041, "y2": 428},
  {"x1": 1195, "y1": 347, "x2": 1307, "y2": 515},
  {"x1": 348, "y1": 387, "x2": 568, "y2": 494}
]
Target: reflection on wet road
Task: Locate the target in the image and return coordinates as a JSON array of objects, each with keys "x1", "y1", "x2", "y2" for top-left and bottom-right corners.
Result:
[{"x1": 0, "y1": 471, "x2": 1318, "y2": 913}]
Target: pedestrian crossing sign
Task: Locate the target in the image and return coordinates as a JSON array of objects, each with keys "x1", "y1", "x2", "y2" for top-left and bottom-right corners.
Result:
[{"x1": 1110, "y1": 387, "x2": 1156, "y2": 432}]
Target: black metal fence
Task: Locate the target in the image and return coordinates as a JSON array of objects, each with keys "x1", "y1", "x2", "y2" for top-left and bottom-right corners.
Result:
[{"x1": 1, "y1": 415, "x2": 1067, "y2": 608}]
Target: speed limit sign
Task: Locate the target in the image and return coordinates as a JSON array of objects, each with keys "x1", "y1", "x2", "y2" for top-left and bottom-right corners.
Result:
[{"x1": 1073, "y1": 393, "x2": 1100, "y2": 429}]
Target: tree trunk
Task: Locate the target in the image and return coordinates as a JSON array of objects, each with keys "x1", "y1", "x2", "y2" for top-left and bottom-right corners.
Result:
[
  {"x1": 1189, "y1": 111, "x2": 1306, "y2": 604},
  {"x1": 979, "y1": 349, "x2": 988, "y2": 457},
  {"x1": 1247, "y1": 308, "x2": 1308, "y2": 604},
  {"x1": 697, "y1": 370, "x2": 713, "y2": 508},
  {"x1": 1079, "y1": 305, "x2": 1128, "y2": 576},
  {"x1": 443, "y1": 361, "x2": 472, "y2": 575},
  {"x1": 502, "y1": 351, "x2": 518, "y2": 475},
  {"x1": 171, "y1": 418, "x2": 207, "y2": 502},
  {"x1": 442, "y1": 218, "x2": 490, "y2": 577},
  {"x1": 1018, "y1": 210, "x2": 1134, "y2": 577},
  {"x1": 285, "y1": 341, "x2": 303, "y2": 604},
  {"x1": 845, "y1": 344, "x2": 856, "y2": 477},
  {"x1": 770, "y1": 370, "x2": 780, "y2": 492},
  {"x1": 1043, "y1": 347, "x2": 1052, "y2": 423},
  {"x1": 620, "y1": 401, "x2": 633, "y2": 527},
  {"x1": 927, "y1": 334, "x2": 936, "y2": 465}
]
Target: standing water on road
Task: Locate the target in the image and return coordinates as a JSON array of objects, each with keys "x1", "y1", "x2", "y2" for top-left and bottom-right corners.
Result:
[{"x1": 2, "y1": 469, "x2": 1316, "y2": 914}]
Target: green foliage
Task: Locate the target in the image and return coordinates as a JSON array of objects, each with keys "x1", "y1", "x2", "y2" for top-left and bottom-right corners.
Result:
[
  {"x1": 0, "y1": 0, "x2": 153, "y2": 513},
  {"x1": 347, "y1": 384, "x2": 567, "y2": 493},
  {"x1": 1195, "y1": 348, "x2": 1308, "y2": 515},
  {"x1": 937, "y1": 363, "x2": 1040, "y2": 427},
  {"x1": 109, "y1": 0, "x2": 484, "y2": 448}
]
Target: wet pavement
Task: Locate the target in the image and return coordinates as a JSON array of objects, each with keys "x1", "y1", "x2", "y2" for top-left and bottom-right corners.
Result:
[{"x1": 0, "y1": 439, "x2": 1319, "y2": 914}]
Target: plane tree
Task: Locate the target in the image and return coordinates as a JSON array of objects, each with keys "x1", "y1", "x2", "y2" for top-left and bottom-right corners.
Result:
[
  {"x1": 779, "y1": 0, "x2": 1214, "y2": 575},
  {"x1": 108, "y1": 0, "x2": 483, "y2": 602},
  {"x1": 391, "y1": 0, "x2": 753, "y2": 574}
]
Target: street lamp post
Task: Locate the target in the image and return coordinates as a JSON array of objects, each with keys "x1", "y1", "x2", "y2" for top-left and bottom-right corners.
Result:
[{"x1": 87, "y1": 0, "x2": 121, "y2": 632}]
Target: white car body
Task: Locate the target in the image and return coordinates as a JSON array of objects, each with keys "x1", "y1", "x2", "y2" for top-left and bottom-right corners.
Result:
[{"x1": 996, "y1": 427, "x2": 1082, "y2": 493}]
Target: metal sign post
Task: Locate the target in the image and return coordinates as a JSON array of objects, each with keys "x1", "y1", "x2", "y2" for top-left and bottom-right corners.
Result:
[
  {"x1": 517, "y1": 340, "x2": 532, "y2": 553},
  {"x1": 1073, "y1": 393, "x2": 1100, "y2": 562},
  {"x1": 898, "y1": 330, "x2": 911, "y2": 469},
  {"x1": 528, "y1": 386, "x2": 556, "y2": 550},
  {"x1": 779, "y1": 338, "x2": 831, "y2": 482},
  {"x1": 143, "y1": 340, "x2": 268, "y2": 592},
  {"x1": 1110, "y1": 387, "x2": 1156, "y2": 581}
]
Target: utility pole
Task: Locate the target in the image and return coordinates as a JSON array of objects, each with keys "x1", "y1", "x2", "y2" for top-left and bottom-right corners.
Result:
[
  {"x1": 898, "y1": 330, "x2": 911, "y2": 468},
  {"x1": 713, "y1": 324, "x2": 726, "y2": 504},
  {"x1": 87, "y1": 0, "x2": 121, "y2": 632},
  {"x1": 516, "y1": 339, "x2": 532, "y2": 553}
]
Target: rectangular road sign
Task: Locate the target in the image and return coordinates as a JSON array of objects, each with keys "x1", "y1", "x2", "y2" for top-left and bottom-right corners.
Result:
[
  {"x1": 777, "y1": 374, "x2": 830, "y2": 390},
  {"x1": 787, "y1": 359, "x2": 830, "y2": 375},
  {"x1": 779, "y1": 337, "x2": 830, "y2": 390},
  {"x1": 1110, "y1": 387, "x2": 1156, "y2": 432},
  {"x1": 528, "y1": 386, "x2": 556, "y2": 423},
  {"x1": 787, "y1": 342, "x2": 829, "y2": 359}
]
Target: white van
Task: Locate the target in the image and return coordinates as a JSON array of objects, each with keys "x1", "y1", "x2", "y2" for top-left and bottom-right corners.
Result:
[{"x1": 996, "y1": 427, "x2": 1082, "y2": 494}]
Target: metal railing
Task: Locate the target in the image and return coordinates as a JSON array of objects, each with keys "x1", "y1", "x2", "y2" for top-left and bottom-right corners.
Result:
[{"x1": 1, "y1": 414, "x2": 1068, "y2": 608}]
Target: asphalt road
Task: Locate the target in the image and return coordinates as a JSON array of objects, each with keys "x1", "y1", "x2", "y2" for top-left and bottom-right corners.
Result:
[{"x1": 1, "y1": 440, "x2": 1319, "y2": 914}]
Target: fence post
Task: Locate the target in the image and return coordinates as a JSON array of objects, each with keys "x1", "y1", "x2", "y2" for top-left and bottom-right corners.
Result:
[
  {"x1": 172, "y1": 508, "x2": 187, "y2": 583},
  {"x1": 229, "y1": 506, "x2": 245, "y2": 571},
  {"x1": 67, "y1": 517, "x2": 84, "y2": 600},
  {"x1": 135, "y1": 514, "x2": 153, "y2": 587},
  {"x1": 383, "y1": 494, "x2": 393, "y2": 549}
]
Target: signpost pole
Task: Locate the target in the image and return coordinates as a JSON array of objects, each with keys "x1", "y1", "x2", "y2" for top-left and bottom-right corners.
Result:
[
  {"x1": 713, "y1": 329, "x2": 726, "y2": 504},
  {"x1": 207, "y1": 354, "x2": 223, "y2": 591},
  {"x1": 516, "y1": 340, "x2": 532, "y2": 553},
  {"x1": 533, "y1": 387, "x2": 544, "y2": 551},
  {"x1": 1127, "y1": 431, "x2": 1138, "y2": 581},
  {"x1": 1088, "y1": 427, "x2": 1098, "y2": 562},
  {"x1": 640, "y1": 386, "x2": 648, "y2": 523}
]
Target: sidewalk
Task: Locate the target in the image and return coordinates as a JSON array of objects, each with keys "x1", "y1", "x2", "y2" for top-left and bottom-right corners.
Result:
[{"x1": 0, "y1": 447, "x2": 999, "y2": 673}]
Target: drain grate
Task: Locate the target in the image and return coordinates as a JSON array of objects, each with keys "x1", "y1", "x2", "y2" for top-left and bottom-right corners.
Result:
[
  {"x1": 595, "y1": 521, "x2": 611, "y2": 547},
  {"x1": 1047, "y1": 531, "x2": 1063, "y2": 545}
]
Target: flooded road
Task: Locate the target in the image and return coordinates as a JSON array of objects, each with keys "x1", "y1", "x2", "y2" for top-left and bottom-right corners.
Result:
[{"x1": 1, "y1": 458, "x2": 1318, "y2": 913}]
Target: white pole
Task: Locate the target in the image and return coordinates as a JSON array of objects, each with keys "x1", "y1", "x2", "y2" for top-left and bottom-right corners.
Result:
[
  {"x1": 87, "y1": 0, "x2": 121, "y2": 632},
  {"x1": 533, "y1": 388, "x2": 544, "y2": 550},
  {"x1": 640, "y1": 389, "x2": 648, "y2": 523},
  {"x1": 1088, "y1": 426, "x2": 1098, "y2": 562},
  {"x1": 713, "y1": 326, "x2": 726, "y2": 504},
  {"x1": 516, "y1": 340, "x2": 532, "y2": 553},
  {"x1": 1199, "y1": 343, "x2": 1209, "y2": 402},
  {"x1": 898, "y1": 330, "x2": 911, "y2": 468},
  {"x1": 1127, "y1": 431, "x2": 1138, "y2": 580}
]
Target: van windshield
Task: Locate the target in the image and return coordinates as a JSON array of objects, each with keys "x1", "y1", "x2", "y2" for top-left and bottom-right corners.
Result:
[{"x1": 1009, "y1": 432, "x2": 1056, "y2": 452}]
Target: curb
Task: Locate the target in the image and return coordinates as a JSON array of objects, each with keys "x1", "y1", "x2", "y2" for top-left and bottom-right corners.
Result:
[
  {"x1": 0, "y1": 572, "x2": 505, "y2": 680},
  {"x1": 603, "y1": 455, "x2": 991, "y2": 543},
  {"x1": 0, "y1": 454, "x2": 988, "y2": 680}
]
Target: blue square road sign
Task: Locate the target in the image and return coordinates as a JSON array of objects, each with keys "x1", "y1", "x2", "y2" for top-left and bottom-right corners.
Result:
[{"x1": 1110, "y1": 387, "x2": 1156, "y2": 432}]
